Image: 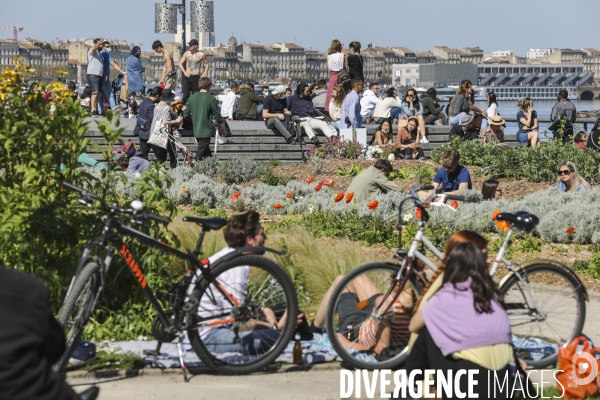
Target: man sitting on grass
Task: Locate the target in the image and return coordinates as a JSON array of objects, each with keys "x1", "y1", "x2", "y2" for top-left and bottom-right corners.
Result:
[
  {"x1": 346, "y1": 159, "x2": 401, "y2": 203},
  {"x1": 431, "y1": 149, "x2": 472, "y2": 195}
]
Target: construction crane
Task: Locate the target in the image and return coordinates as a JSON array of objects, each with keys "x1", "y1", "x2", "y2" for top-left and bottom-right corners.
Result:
[{"x1": 0, "y1": 26, "x2": 24, "y2": 42}]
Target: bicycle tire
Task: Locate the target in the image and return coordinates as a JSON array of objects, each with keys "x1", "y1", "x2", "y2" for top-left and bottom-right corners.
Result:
[
  {"x1": 187, "y1": 254, "x2": 298, "y2": 375},
  {"x1": 326, "y1": 262, "x2": 422, "y2": 370},
  {"x1": 500, "y1": 263, "x2": 586, "y2": 369},
  {"x1": 53, "y1": 262, "x2": 102, "y2": 373}
]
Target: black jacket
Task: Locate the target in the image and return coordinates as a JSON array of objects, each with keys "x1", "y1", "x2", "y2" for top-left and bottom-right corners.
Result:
[
  {"x1": 347, "y1": 54, "x2": 364, "y2": 81},
  {"x1": 420, "y1": 93, "x2": 444, "y2": 117},
  {"x1": 449, "y1": 125, "x2": 478, "y2": 141},
  {"x1": 0, "y1": 265, "x2": 79, "y2": 400}
]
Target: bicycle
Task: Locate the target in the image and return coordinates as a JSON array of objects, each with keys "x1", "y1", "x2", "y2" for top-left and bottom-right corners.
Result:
[
  {"x1": 54, "y1": 182, "x2": 298, "y2": 378},
  {"x1": 326, "y1": 185, "x2": 587, "y2": 370}
]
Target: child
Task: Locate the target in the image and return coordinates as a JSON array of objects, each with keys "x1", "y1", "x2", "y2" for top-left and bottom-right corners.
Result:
[
  {"x1": 574, "y1": 131, "x2": 587, "y2": 149},
  {"x1": 80, "y1": 87, "x2": 91, "y2": 111}
]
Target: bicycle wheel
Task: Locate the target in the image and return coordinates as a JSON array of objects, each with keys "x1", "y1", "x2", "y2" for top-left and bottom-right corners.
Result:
[
  {"x1": 187, "y1": 254, "x2": 298, "y2": 375},
  {"x1": 326, "y1": 262, "x2": 422, "y2": 370},
  {"x1": 500, "y1": 263, "x2": 586, "y2": 369},
  {"x1": 53, "y1": 262, "x2": 102, "y2": 373}
]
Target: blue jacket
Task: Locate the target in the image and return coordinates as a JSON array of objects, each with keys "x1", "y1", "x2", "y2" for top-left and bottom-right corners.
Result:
[
  {"x1": 126, "y1": 55, "x2": 145, "y2": 92},
  {"x1": 341, "y1": 90, "x2": 361, "y2": 128},
  {"x1": 400, "y1": 101, "x2": 423, "y2": 117},
  {"x1": 137, "y1": 97, "x2": 155, "y2": 140},
  {"x1": 112, "y1": 73, "x2": 125, "y2": 90},
  {"x1": 287, "y1": 94, "x2": 314, "y2": 118}
]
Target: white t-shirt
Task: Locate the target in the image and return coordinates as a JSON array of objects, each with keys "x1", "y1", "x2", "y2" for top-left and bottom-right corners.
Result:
[
  {"x1": 487, "y1": 103, "x2": 498, "y2": 118},
  {"x1": 87, "y1": 48, "x2": 104, "y2": 76},
  {"x1": 221, "y1": 90, "x2": 239, "y2": 118},
  {"x1": 373, "y1": 96, "x2": 403, "y2": 119},
  {"x1": 329, "y1": 99, "x2": 342, "y2": 120},
  {"x1": 189, "y1": 247, "x2": 249, "y2": 339},
  {"x1": 327, "y1": 53, "x2": 345, "y2": 72}
]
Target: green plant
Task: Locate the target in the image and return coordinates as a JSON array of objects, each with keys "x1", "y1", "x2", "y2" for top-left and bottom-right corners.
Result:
[
  {"x1": 260, "y1": 170, "x2": 296, "y2": 186},
  {"x1": 416, "y1": 166, "x2": 435, "y2": 185},
  {"x1": 389, "y1": 166, "x2": 415, "y2": 181},
  {"x1": 517, "y1": 237, "x2": 542, "y2": 253},
  {"x1": 309, "y1": 155, "x2": 330, "y2": 175},
  {"x1": 268, "y1": 158, "x2": 283, "y2": 167},
  {"x1": 65, "y1": 350, "x2": 144, "y2": 372},
  {"x1": 219, "y1": 157, "x2": 269, "y2": 184},
  {"x1": 338, "y1": 163, "x2": 364, "y2": 177}
]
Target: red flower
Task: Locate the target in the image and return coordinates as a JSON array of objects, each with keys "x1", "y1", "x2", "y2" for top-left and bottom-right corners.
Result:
[
  {"x1": 415, "y1": 208, "x2": 423, "y2": 219},
  {"x1": 450, "y1": 200, "x2": 459, "y2": 209},
  {"x1": 334, "y1": 192, "x2": 344, "y2": 202},
  {"x1": 314, "y1": 181, "x2": 323, "y2": 192},
  {"x1": 306, "y1": 176, "x2": 314, "y2": 184},
  {"x1": 345, "y1": 192, "x2": 354, "y2": 203},
  {"x1": 183, "y1": 186, "x2": 190, "y2": 194},
  {"x1": 286, "y1": 193, "x2": 294, "y2": 199},
  {"x1": 231, "y1": 191, "x2": 241, "y2": 200},
  {"x1": 323, "y1": 178, "x2": 334, "y2": 187},
  {"x1": 273, "y1": 203, "x2": 283, "y2": 209},
  {"x1": 367, "y1": 200, "x2": 379, "y2": 210},
  {"x1": 566, "y1": 226, "x2": 575, "y2": 235}
]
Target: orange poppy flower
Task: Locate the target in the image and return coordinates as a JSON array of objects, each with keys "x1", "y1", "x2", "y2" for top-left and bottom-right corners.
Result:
[
  {"x1": 314, "y1": 181, "x2": 324, "y2": 192},
  {"x1": 286, "y1": 193, "x2": 294, "y2": 199},
  {"x1": 273, "y1": 203, "x2": 283, "y2": 209},
  {"x1": 367, "y1": 200, "x2": 379, "y2": 210},
  {"x1": 323, "y1": 178, "x2": 334, "y2": 187},
  {"x1": 334, "y1": 192, "x2": 344, "y2": 202},
  {"x1": 566, "y1": 226, "x2": 575, "y2": 235},
  {"x1": 492, "y1": 209, "x2": 501, "y2": 221},
  {"x1": 183, "y1": 186, "x2": 190, "y2": 194},
  {"x1": 450, "y1": 200, "x2": 459, "y2": 209},
  {"x1": 306, "y1": 176, "x2": 314, "y2": 184},
  {"x1": 231, "y1": 191, "x2": 241, "y2": 200},
  {"x1": 345, "y1": 192, "x2": 354, "y2": 203},
  {"x1": 415, "y1": 208, "x2": 423, "y2": 219},
  {"x1": 496, "y1": 220, "x2": 511, "y2": 232}
]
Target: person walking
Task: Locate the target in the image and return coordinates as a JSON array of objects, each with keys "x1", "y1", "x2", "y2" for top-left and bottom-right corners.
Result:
[
  {"x1": 152, "y1": 40, "x2": 176, "y2": 90},
  {"x1": 324, "y1": 40, "x2": 346, "y2": 112},
  {"x1": 126, "y1": 46, "x2": 145, "y2": 118},
  {"x1": 149, "y1": 88, "x2": 182, "y2": 169},
  {"x1": 183, "y1": 77, "x2": 227, "y2": 160},
  {"x1": 86, "y1": 38, "x2": 104, "y2": 117},
  {"x1": 178, "y1": 39, "x2": 210, "y2": 105}
]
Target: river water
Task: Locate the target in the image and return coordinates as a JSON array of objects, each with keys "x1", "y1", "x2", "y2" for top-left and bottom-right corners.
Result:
[{"x1": 471, "y1": 99, "x2": 600, "y2": 134}]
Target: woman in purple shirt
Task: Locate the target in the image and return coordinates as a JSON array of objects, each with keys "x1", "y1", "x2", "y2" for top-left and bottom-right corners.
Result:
[{"x1": 405, "y1": 242, "x2": 513, "y2": 399}]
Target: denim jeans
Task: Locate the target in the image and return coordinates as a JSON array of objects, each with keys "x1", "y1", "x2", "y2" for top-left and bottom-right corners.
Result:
[
  {"x1": 390, "y1": 107, "x2": 402, "y2": 122},
  {"x1": 202, "y1": 327, "x2": 280, "y2": 354},
  {"x1": 98, "y1": 78, "x2": 118, "y2": 114},
  {"x1": 256, "y1": 104, "x2": 264, "y2": 120},
  {"x1": 449, "y1": 112, "x2": 467, "y2": 127}
]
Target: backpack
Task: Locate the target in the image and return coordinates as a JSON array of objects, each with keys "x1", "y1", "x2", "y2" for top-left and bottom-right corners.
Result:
[
  {"x1": 337, "y1": 70, "x2": 351, "y2": 87},
  {"x1": 555, "y1": 335, "x2": 600, "y2": 399}
]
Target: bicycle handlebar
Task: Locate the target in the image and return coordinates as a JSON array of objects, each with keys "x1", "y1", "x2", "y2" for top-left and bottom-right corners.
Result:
[
  {"x1": 444, "y1": 195, "x2": 466, "y2": 201},
  {"x1": 143, "y1": 213, "x2": 171, "y2": 225}
]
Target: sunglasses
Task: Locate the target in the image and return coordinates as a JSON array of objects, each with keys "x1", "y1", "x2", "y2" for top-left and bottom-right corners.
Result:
[
  {"x1": 557, "y1": 169, "x2": 572, "y2": 176},
  {"x1": 407, "y1": 94, "x2": 414, "y2": 97}
]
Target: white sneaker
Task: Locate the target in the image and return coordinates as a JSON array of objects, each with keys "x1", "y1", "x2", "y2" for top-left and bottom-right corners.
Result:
[{"x1": 420, "y1": 137, "x2": 429, "y2": 144}]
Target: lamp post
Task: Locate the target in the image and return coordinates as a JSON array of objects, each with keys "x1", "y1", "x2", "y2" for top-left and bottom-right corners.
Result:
[{"x1": 154, "y1": 0, "x2": 187, "y2": 56}]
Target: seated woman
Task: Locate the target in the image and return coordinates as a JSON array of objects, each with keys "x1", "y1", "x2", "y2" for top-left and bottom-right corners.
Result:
[
  {"x1": 398, "y1": 88, "x2": 428, "y2": 143},
  {"x1": 311, "y1": 273, "x2": 415, "y2": 356},
  {"x1": 372, "y1": 87, "x2": 402, "y2": 123},
  {"x1": 80, "y1": 87, "x2": 91, "y2": 111},
  {"x1": 482, "y1": 179, "x2": 502, "y2": 200},
  {"x1": 328, "y1": 84, "x2": 345, "y2": 130},
  {"x1": 516, "y1": 98, "x2": 540, "y2": 147},
  {"x1": 405, "y1": 242, "x2": 513, "y2": 399},
  {"x1": 573, "y1": 131, "x2": 587, "y2": 149},
  {"x1": 395, "y1": 117, "x2": 425, "y2": 160},
  {"x1": 372, "y1": 119, "x2": 395, "y2": 150},
  {"x1": 556, "y1": 161, "x2": 590, "y2": 193}
]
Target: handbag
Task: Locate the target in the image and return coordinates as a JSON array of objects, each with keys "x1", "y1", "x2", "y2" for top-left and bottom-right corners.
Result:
[{"x1": 147, "y1": 108, "x2": 170, "y2": 149}]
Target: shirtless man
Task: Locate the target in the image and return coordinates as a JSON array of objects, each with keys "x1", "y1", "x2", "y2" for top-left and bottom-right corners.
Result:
[
  {"x1": 178, "y1": 39, "x2": 210, "y2": 105},
  {"x1": 152, "y1": 40, "x2": 176, "y2": 90}
]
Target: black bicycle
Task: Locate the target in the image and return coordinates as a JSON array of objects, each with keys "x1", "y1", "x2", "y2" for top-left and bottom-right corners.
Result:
[{"x1": 54, "y1": 182, "x2": 298, "y2": 377}]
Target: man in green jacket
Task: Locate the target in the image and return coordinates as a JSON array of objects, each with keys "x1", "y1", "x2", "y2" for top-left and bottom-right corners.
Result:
[
  {"x1": 236, "y1": 83, "x2": 264, "y2": 120},
  {"x1": 183, "y1": 77, "x2": 226, "y2": 160},
  {"x1": 346, "y1": 159, "x2": 401, "y2": 203}
]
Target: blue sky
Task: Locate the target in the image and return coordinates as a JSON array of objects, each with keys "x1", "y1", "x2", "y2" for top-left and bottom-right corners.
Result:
[{"x1": 2, "y1": 0, "x2": 599, "y2": 55}]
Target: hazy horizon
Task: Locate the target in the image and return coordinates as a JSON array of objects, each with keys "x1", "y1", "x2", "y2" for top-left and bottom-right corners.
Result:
[{"x1": 3, "y1": 0, "x2": 599, "y2": 55}]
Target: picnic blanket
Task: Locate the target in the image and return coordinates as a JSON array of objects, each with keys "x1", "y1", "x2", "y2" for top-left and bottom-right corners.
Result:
[{"x1": 98, "y1": 334, "x2": 556, "y2": 369}]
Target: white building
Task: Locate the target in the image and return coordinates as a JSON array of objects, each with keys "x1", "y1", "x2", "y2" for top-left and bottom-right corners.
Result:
[
  {"x1": 175, "y1": 21, "x2": 215, "y2": 49},
  {"x1": 492, "y1": 50, "x2": 513, "y2": 57},
  {"x1": 526, "y1": 48, "x2": 555, "y2": 59},
  {"x1": 392, "y1": 63, "x2": 419, "y2": 87}
]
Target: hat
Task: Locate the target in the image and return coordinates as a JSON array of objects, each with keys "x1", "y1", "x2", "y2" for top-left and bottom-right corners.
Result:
[
  {"x1": 489, "y1": 115, "x2": 506, "y2": 126},
  {"x1": 460, "y1": 114, "x2": 474, "y2": 126},
  {"x1": 160, "y1": 89, "x2": 176, "y2": 102},
  {"x1": 188, "y1": 39, "x2": 199, "y2": 46},
  {"x1": 272, "y1": 85, "x2": 286, "y2": 96}
]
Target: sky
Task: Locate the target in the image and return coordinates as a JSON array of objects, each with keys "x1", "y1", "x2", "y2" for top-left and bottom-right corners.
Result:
[{"x1": 2, "y1": 0, "x2": 599, "y2": 55}]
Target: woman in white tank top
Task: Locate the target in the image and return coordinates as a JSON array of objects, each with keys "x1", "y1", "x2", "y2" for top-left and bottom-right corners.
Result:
[{"x1": 325, "y1": 39, "x2": 347, "y2": 112}]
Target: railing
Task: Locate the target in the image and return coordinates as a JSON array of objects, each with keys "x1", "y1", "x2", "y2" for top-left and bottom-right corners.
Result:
[{"x1": 502, "y1": 117, "x2": 597, "y2": 131}]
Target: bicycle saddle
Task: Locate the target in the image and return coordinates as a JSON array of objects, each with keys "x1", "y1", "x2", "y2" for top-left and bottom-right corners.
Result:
[
  {"x1": 495, "y1": 211, "x2": 539, "y2": 232},
  {"x1": 182, "y1": 216, "x2": 228, "y2": 231}
]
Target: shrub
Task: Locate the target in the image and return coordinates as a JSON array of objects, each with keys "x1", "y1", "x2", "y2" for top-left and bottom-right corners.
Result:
[
  {"x1": 309, "y1": 155, "x2": 330, "y2": 175},
  {"x1": 260, "y1": 171, "x2": 296, "y2": 186},
  {"x1": 218, "y1": 157, "x2": 269, "y2": 184},
  {"x1": 193, "y1": 156, "x2": 219, "y2": 178},
  {"x1": 306, "y1": 136, "x2": 364, "y2": 159},
  {"x1": 433, "y1": 136, "x2": 600, "y2": 183}
]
